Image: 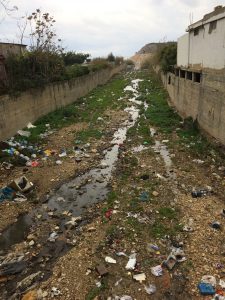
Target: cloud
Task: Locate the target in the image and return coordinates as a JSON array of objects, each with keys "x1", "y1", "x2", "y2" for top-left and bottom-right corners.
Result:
[{"x1": 0, "y1": 0, "x2": 223, "y2": 57}]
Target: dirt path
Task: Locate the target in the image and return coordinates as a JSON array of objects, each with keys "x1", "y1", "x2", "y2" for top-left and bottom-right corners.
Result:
[{"x1": 0, "y1": 70, "x2": 225, "y2": 300}]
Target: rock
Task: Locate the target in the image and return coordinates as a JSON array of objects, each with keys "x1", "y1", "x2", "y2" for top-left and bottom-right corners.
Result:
[
  {"x1": 152, "y1": 191, "x2": 159, "y2": 197},
  {"x1": 29, "y1": 240, "x2": 35, "y2": 247},
  {"x1": 27, "y1": 234, "x2": 35, "y2": 241}
]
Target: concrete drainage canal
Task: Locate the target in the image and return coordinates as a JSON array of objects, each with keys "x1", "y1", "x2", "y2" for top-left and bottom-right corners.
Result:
[{"x1": 0, "y1": 79, "x2": 144, "y2": 299}]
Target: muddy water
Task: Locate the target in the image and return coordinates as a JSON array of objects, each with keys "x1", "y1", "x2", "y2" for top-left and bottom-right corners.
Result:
[
  {"x1": 0, "y1": 78, "x2": 144, "y2": 299},
  {"x1": 0, "y1": 100, "x2": 140, "y2": 251},
  {"x1": 152, "y1": 140, "x2": 176, "y2": 179}
]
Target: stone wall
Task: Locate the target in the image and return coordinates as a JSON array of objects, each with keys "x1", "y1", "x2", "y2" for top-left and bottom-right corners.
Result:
[
  {"x1": 0, "y1": 65, "x2": 124, "y2": 140},
  {"x1": 161, "y1": 69, "x2": 225, "y2": 145}
]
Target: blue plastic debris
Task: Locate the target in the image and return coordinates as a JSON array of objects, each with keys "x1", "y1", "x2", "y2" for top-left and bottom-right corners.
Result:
[
  {"x1": 198, "y1": 282, "x2": 215, "y2": 295},
  {"x1": 0, "y1": 187, "x2": 15, "y2": 202},
  {"x1": 139, "y1": 191, "x2": 149, "y2": 202}
]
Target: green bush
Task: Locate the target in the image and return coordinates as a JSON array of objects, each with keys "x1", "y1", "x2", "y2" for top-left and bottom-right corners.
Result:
[
  {"x1": 88, "y1": 58, "x2": 111, "y2": 72},
  {"x1": 4, "y1": 51, "x2": 65, "y2": 94},
  {"x1": 63, "y1": 64, "x2": 90, "y2": 80},
  {"x1": 62, "y1": 51, "x2": 90, "y2": 66},
  {"x1": 158, "y1": 44, "x2": 177, "y2": 73}
]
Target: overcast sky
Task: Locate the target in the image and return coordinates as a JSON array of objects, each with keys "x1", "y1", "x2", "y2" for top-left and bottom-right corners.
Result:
[{"x1": 0, "y1": 0, "x2": 224, "y2": 57}]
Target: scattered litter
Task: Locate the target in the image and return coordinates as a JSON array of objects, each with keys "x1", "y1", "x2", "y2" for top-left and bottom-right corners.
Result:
[
  {"x1": 151, "y1": 265, "x2": 163, "y2": 277},
  {"x1": 115, "y1": 278, "x2": 123, "y2": 286},
  {"x1": 125, "y1": 253, "x2": 136, "y2": 270},
  {"x1": 211, "y1": 221, "x2": 221, "y2": 230},
  {"x1": 0, "y1": 186, "x2": 15, "y2": 202},
  {"x1": 183, "y1": 218, "x2": 194, "y2": 232},
  {"x1": 116, "y1": 296, "x2": 132, "y2": 300},
  {"x1": 133, "y1": 273, "x2": 146, "y2": 283},
  {"x1": 116, "y1": 252, "x2": 127, "y2": 257},
  {"x1": 105, "y1": 209, "x2": 113, "y2": 219},
  {"x1": 17, "y1": 130, "x2": 31, "y2": 138},
  {"x1": 59, "y1": 151, "x2": 67, "y2": 158},
  {"x1": 65, "y1": 216, "x2": 81, "y2": 228},
  {"x1": 145, "y1": 284, "x2": 156, "y2": 295},
  {"x1": 139, "y1": 191, "x2": 149, "y2": 202},
  {"x1": 105, "y1": 256, "x2": 117, "y2": 264},
  {"x1": 9, "y1": 176, "x2": 33, "y2": 193},
  {"x1": 219, "y1": 279, "x2": 225, "y2": 289},
  {"x1": 193, "y1": 159, "x2": 204, "y2": 164},
  {"x1": 201, "y1": 275, "x2": 217, "y2": 287},
  {"x1": 191, "y1": 187, "x2": 213, "y2": 198},
  {"x1": 1, "y1": 162, "x2": 13, "y2": 170},
  {"x1": 56, "y1": 160, "x2": 62, "y2": 165},
  {"x1": 198, "y1": 282, "x2": 215, "y2": 295},
  {"x1": 96, "y1": 281, "x2": 102, "y2": 288},
  {"x1": 171, "y1": 247, "x2": 186, "y2": 262},
  {"x1": 27, "y1": 122, "x2": 36, "y2": 129},
  {"x1": 51, "y1": 287, "x2": 61, "y2": 297},
  {"x1": 146, "y1": 244, "x2": 159, "y2": 252},
  {"x1": 164, "y1": 254, "x2": 177, "y2": 270},
  {"x1": 48, "y1": 232, "x2": 59, "y2": 242}
]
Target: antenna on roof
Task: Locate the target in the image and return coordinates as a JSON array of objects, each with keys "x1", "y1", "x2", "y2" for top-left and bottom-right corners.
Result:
[{"x1": 189, "y1": 12, "x2": 193, "y2": 25}]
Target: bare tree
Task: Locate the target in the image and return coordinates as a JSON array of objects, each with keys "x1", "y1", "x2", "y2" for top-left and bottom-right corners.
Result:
[
  {"x1": 16, "y1": 14, "x2": 28, "y2": 45},
  {"x1": 0, "y1": 0, "x2": 18, "y2": 22},
  {"x1": 28, "y1": 9, "x2": 63, "y2": 53}
]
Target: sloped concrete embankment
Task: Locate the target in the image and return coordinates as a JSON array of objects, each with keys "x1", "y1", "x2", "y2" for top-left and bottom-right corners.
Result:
[{"x1": 0, "y1": 65, "x2": 124, "y2": 141}]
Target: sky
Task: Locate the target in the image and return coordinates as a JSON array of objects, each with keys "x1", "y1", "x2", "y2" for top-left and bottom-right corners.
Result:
[{"x1": 0, "y1": 0, "x2": 224, "y2": 57}]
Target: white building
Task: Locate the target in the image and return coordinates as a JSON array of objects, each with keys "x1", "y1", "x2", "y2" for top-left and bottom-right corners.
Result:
[{"x1": 177, "y1": 5, "x2": 225, "y2": 70}]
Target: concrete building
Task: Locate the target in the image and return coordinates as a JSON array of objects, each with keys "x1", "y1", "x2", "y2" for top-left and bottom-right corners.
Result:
[
  {"x1": 177, "y1": 5, "x2": 225, "y2": 70},
  {"x1": 0, "y1": 42, "x2": 27, "y2": 58}
]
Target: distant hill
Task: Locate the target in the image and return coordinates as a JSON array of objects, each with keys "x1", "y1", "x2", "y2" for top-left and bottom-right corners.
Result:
[
  {"x1": 137, "y1": 42, "x2": 176, "y2": 55},
  {"x1": 131, "y1": 42, "x2": 176, "y2": 69}
]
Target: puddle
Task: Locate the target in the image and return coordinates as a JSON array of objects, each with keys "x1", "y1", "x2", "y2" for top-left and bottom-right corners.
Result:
[
  {"x1": 47, "y1": 105, "x2": 139, "y2": 216},
  {"x1": 0, "y1": 76, "x2": 144, "y2": 298},
  {"x1": 0, "y1": 214, "x2": 32, "y2": 251},
  {"x1": 0, "y1": 84, "x2": 141, "y2": 252},
  {"x1": 152, "y1": 140, "x2": 176, "y2": 180}
]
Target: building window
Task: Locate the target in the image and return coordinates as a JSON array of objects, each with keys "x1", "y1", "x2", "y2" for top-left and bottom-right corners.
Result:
[
  {"x1": 208, "y1": 20, "x2": 217, "y2": 34},
  {"x1": 193, "y1": 72, "x2": 201, "y2": 83},
  {"x1": 180, "y1": 70, "x2": 185, "y2": 78},
  {"x1": 186, "y1": 71, "x2": 192, "y2": 80},
  {"x1": 194, "y1": 28, "x2": 199, "y2": 36}
]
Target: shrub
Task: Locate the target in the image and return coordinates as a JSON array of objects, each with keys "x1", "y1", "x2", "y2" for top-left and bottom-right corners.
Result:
[
  {"x1": 63, "y1": 64, "x2": 89, "y2": 80},
  {"x1": 62, "y1": 51, "x2": 90, "y2": 66},
  {"x1": 157, "y1": 43, "x2": 177, "y2": 73},
  {"x1": 107, "y1": 52, "x2": 115, "y2": 62},
  {"x1": 88, "y1": 58, "x2": 111, "y2": 72}
]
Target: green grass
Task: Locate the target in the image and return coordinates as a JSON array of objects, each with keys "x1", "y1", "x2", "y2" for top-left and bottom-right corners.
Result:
[
  {"x1": 20, "y1": 74, "x2": 127, "y2": 143},
  {"x1": 85, "y1": 278, "x2": 108, "y2": 300},
  {"x1": 76, "y1": 128, "x2": 103, "y2": 142},
  {"x1": 158, "y1": 207, "x2": 177, "y2": 220}
]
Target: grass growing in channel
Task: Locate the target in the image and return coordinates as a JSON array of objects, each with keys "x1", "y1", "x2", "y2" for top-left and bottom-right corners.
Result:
[
  {"x1": 22, "y1": 74, "x2": 128, "y2": 143},
  {"x1": 133, "y1": 69, "x2": 225, "y2": 159}
]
